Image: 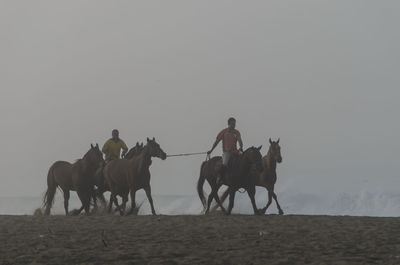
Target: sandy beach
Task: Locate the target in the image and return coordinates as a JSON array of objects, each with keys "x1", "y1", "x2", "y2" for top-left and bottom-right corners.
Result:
[{"x1": 0, "y1": 214, "x2": 399, "y2": 265}]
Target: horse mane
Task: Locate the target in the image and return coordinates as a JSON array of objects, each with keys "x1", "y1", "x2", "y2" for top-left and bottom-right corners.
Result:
[
  {"x1": 242, "y1": 146, "x2": 258, "y2": 155},
  {"x1": 243, "y1": 146, "x2": 254, "y2": 153}
]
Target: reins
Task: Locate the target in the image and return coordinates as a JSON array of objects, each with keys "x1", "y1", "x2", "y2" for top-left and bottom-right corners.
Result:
[{"x1": 167, "y1": 152, "x2": 208, "y2": 158}]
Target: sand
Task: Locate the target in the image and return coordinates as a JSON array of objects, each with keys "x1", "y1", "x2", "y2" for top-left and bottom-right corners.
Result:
[{"x1": 0, "y1": 214, "x2": 399, "y2": 265}]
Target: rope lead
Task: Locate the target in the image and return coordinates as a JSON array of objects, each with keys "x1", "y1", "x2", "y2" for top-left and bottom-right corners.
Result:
[{"x1": 166, "y1": 152, "x2": 208, "y2": 158}]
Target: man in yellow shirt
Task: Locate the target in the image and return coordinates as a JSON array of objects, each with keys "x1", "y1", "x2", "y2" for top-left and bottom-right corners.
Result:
[{"x1": 102, "y1": 129, "x2": 128, "y2": 161}]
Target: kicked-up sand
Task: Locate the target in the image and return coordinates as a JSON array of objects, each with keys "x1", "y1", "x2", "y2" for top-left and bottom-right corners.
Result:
[{"x1": 0, "y1": 214, "x2": 400, "y2": 264}]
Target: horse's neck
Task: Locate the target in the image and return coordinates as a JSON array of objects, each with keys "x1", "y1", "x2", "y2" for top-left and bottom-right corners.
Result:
[
  {"x1": 265, "y1": 150, "x2": 277, "y2": 171},
  {"x1": 237, "y1": 154, "x2": 252, "y2": 175},
  {"x1": 81, "y1": 156, "x2": 96, "y2": 174},
  {"x1": 135, "y1": 146, "x2": 152, "y2": 172}
]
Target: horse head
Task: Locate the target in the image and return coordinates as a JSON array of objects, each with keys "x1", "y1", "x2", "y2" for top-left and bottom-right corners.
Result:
[
  {"x1": 125, "y1": 142, "x2": 144, "y2": 159},
  {"x1": 243, "y1": 145, "x2": 263, "y2": 172},
  {"x1": 268, "y1": 138, "x2": 282, "y2": 163},
  {"x1": 86, "y1": 143, "x2": 105, "y2": 168},
  {"x1": 145, "y1": 137, "x2": 167, "y2": 160}
]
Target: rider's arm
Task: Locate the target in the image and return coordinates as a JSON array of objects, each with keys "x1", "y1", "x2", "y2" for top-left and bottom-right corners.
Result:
[
  {"x1": 102, "y1": 140, "x2": 109, "y2": 155},
  {"x1": 207, "y1": 129, "x2": 225, "y2": 154},
  {"x1": 237, "y1": 131, "x2": 243, "y2": 152},
  {"x1": 120, "y1": 140, "x2": 128, "y2": 157},
  {"x1": 208, "y1": 139, "x2": 220, "y2": 154}
]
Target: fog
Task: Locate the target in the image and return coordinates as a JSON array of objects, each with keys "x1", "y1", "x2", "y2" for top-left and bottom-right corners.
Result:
[{"x1": 1, "y1": 1, "x2": 399, "y2": 214}]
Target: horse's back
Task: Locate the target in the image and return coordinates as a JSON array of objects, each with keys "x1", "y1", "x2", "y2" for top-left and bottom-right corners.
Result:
[
  {"x1": 50, "y1": 160, "x2": 73, "y2": 190},
  {"x1": 202, "y1": 156, "x2": 222, "y2": 176},
  {"x1": 104, "y1": 159, "x2": 130, "y2": 190}
]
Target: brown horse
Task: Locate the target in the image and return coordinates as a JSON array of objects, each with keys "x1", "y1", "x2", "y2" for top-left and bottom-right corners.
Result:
[
  {"x1": 213, "y1": 138, "x2": 284, "y2": 214},
  {"x1": 124, "y1": 142, "x2": 144, "y2": 159},
  {"x1": 104, "y1": 137, "x2": 166, "y2": 215},
  {"x1": 43, "y1": 144, "x2": 104, "y2": 215},
  {"x1": 93, "y1": 142, "x2": 144, "y2": 211},
  {"x1": 197, "y1": 146, "x2": 263, "y2": 215}
]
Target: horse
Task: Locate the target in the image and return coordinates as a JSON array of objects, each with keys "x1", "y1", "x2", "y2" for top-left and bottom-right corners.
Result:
[
  {"x1": 93, "y1": 142, "x2": 144, "y2": 210},
  {"x1": 124, "y1": 142, "x2": 144, "y2": 159},
  {"x1": 43, "y1": 144, "x2": 104, "y2": 215},
  {"x1": 212, "y1": 138, "x2": 284, "y2": 214},
  {"x1": 197, "y1": 146, "x2": 263, "y2": 215},
  {"x1": 103, "y1": 137, "x2": 166, "y2": 215}
]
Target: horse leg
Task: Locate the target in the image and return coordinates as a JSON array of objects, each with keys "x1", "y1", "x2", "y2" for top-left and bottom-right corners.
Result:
[
  {"x1": 63, "y1": 190, "x2": 70, "y2": 215},
  {"x1": 144, "y1": 186, "x2": 156, "y2": 215},
  {"x1": 108, "y1": 193, "x2": 122, "y2": 214},
  {"x1": 247, "y1": 186, "x2": 261, "y2": 215},
  {"x1": 211, "y1": 187, "x2": 229, "y2": 212},
  {"x1": 94, "y1": 186, "x2": 107, "y2": 209},
  {"x1": 78, "y1": 190, "x2": 91, "y2": 215},
  {"x1": 98, "y1": 191, "x2": 107, "y2": 209},
  {"x1": 262, "y1": 189, "x2": 273, "y2": 214},
  {"x1": 205, "y1": 188, "x2": 215, "y2": 214},
  {"x1": 107, "y1": 193, "x2": 114, "y2": 213},
  {"x1": 91, "y1": 188, "x2": 98, "y2": 214},
  {"x1": 212, "y1": 184, "x2": 226, "y2": 213},
  {"x1": 127, "y1": 189, "x2": 137, "y2": 215},
  {"x1": 206, "y1": 181, "x2": 222, "y2": 213},
  {"x1": 272, "y1": 190, "x2": 284, "y2": 215},
  {"x1": 72, "y1": 190, "x2": 89, "y2": 216},
  {"x1": 227, "y1": 188, "x2": 236, "y2": 215},
  {"x1": 120, "y1": 195, "x2": 128, "y2": 216}
]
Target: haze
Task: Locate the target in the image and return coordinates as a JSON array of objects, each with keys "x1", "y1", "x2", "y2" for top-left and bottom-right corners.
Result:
[{"x1": 1, "y1": 1, "x2": 399, "y2": 200}]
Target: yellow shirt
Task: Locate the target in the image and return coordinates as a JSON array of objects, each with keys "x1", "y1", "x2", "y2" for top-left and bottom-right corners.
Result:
[{"x1": 102, "y1": 138, "x2": 128, "y2": 160}]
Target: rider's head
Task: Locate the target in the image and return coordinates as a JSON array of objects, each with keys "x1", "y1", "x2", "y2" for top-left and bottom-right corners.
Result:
[
  {"x1": 112, "y1": 129, "x2": 119, "y2": 140},
  {"x1": 228, "y1": 117, "x2": 236, "y2": 130}
]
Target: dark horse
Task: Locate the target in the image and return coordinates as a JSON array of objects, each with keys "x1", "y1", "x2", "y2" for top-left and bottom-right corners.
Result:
[
  {"x1": 43, "y1": 144, "x2": 104, "y2": 215},
  {"x1": 93, "y1": 142, "x2": 144, "y2": 210},
  {"x1": 104, "y1": 138, "x2": 166, "y2": 215},
  {"x1": 197, "y1": 146, "x2": 263, "y2": 215},
  {"x1": 125, "y1": 142, "x2": 144, "y2": 159},
  {"x1": 213, "y1": 138, "x2": 284, "y2": 214}
]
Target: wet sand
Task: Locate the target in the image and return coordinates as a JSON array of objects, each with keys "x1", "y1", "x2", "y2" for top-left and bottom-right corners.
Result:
[{"x1": 0, "y1": 214, "x2": 399, "y2": 264}]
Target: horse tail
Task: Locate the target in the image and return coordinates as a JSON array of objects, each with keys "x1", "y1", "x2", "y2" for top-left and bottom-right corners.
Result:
[
  {"x1": 43, "y1": 165, "x2": 57, "y2": 215},
  {"x1": 197, "y1": 161, "x2": 207, "y2": 209}
]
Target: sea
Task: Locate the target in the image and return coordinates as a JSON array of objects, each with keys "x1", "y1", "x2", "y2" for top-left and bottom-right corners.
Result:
[{"x1": 1, "y1": 189, "x2": 400, "y2": 217}]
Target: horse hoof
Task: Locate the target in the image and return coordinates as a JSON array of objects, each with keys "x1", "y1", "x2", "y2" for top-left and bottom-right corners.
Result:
[
  {"x1": 255, "y1": 209, "x2": 264, "y2": 216},
  {"x1": 279, "y1": 210, "x2": 284, "y2": 215},
  {"x1": 261, "y1": 207, "x2": 268, "y2": 215},
  {"x1": 69, "y1": 209, "x2": 80, "y2": 216}
]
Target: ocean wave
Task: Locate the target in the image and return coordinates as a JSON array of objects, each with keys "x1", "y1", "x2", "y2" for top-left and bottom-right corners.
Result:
[{"x1": 1, "y1": 189, "x2": 400, "y2": 217}]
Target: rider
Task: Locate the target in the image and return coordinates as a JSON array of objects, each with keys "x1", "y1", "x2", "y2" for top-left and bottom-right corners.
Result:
[
  {"x1": 207, "y1": 117, "x2": 243, "y2": 177},
  {"x1": 102, "y1": 129, "x2": 128, "y2": 162}
]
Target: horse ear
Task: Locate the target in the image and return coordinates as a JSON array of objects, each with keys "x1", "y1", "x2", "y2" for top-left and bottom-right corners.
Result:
[
  {"x1": 136, "y1": 142, "x2": 139, "y2": 147},
  {"x1": 277, "y1": 138, "x2": 280, "y2": 144},
  {"x1": 140, "y1": 143, "x2": 143, "y2": 147},
  {"x1": 96, "y1": 143, "x2": 99, "y2": 148},
  {"x1": 269, "y1": 138, "x2": 272, "y2": 144},
  {"x1": 91, "y1": 143, "x2": 94, "y2": 148},
  {"x1": 153, "y1": 137, "x2": 155, "y2": 141},
  {"x1": 257, "y1": 145, "x2": 262, "y2": 151},
  {"x1": 147, "y1": 137, "x2": 150, "y2": 142}
]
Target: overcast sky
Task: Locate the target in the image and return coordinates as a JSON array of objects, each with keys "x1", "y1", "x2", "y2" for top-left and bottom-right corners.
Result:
[{"x1": 1, "y1": 1, "x2": 399, "y2": 198}]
